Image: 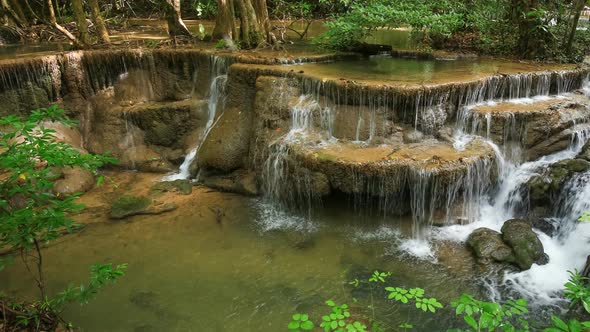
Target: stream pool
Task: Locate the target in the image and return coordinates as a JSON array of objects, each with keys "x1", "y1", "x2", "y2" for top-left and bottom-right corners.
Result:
[{"x1": 0, "y1": 174, "x2": 486, "y2": 332}]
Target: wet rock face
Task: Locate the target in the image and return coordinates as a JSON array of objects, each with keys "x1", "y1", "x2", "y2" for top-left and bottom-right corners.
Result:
[
  {"x1": 467, "y1": 96, "x2": 590, "y2": 161},
  {"x1": 527, "y1": 158, "x2": 590, "y2": 216},
  {"x1": 202, "y1": 169, "x2": 259, "y2": 196},
  {"x1": 196, "y1": 68, "x2": 259, "y2": 173},
  {"x1": 501, "y1": 219, "x2": 547, "y2": 270},
  {"x1": 85, "y1": 95, "x2": 204, "y2": 172},
  {"x1": 467, "y1": 228, "x2": 515, "y2": 264}
]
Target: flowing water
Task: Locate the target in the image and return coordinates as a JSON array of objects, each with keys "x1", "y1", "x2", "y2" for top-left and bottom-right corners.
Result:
[
  {"x1": 0, "y1": 47, "x2": 589, "y2": 331},
  {"x1": 0, "y1": 176, "x2": 483, "y2": 332},
  {"x1": 163, "y1": 58, "x2": 229, "y2": 181}
]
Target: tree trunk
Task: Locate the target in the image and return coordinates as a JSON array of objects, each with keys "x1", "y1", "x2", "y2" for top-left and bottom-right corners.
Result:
[
  {"x1": 46, "y1": 0, "x2": 78, "y2": 44},
  {"x1": 237, "y1": 0, "x2": 264, "y2": 48},
  {"x1": 233, "y1": 0, "x2": 274, "y2": 49},
  {"x1": 165, "y1": 0, "x2": 192, "y2": 37},
  {"x1": 71, "y1": 0, "x2": 90, "y2": 46},
  {"x1": 566, "y1": 0, "x2": 586, "y2": 53},
  {"x1": 212, "y1": 0, "x2": 236, "y2": 40},
  {"x1": 89, "y1": 0, "x2": 110, "y2": 44},
  {"x1": 1, "y1": 0, "x2": 28, "y2": 27},
  {"x1": 8, "y1": 0, "x2": 28, "y2": 25},
  {"x1": 252, "y1": 0, "x2": 271, "y2": 40}
]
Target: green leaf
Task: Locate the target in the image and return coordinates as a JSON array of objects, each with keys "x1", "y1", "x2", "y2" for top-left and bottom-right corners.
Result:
[
  {"x1": 464, "y1": 315, "x2": 478, "y2": 330},
  {"x1": 301, "y1": 320, "x2": 314, "y2": 330},
  {"x1": 551, "y1": 316, "x2": 568, "y2": 331},
  {"x1": 293, "y1": 314, "x2": 301, "y2": 321},
  {"x1": 288, "y1": 321, "x2": 300, "y2": 329}
]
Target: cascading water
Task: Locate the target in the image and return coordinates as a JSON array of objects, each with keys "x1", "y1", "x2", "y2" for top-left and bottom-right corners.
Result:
[
  {"x1": 256, "y1": 95, "x2": 323, "y2": 231},
  {"x1": 261, "y1": 95, "x2": 321, "y2": 207},
  {"x1": 163, "y1": 57, "x2": 229, "y2": 181},
  {"x1": 434, "y1": 126, "x2": 590, "y2": 304}
]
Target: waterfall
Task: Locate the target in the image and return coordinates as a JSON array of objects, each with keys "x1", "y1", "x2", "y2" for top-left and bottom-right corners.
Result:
[
  {"x1": 257, "y1": 95, "x2": 322, "y2": 228},
  {"x1": 583, "y1": 74, "x2": 590, "y2": 97},
  {"x1": 163, "y1": 58, "x2": 229, "y2": 181},
  {"x1": 262, "y1": 95, "x2": 319, "y2": 207},
  {"x1": 433, "y1": 126, "x2": 590, "y2": 303}
]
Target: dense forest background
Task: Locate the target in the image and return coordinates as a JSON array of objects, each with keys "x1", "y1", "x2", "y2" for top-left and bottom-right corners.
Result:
[{"x1": 0, "y1": 1, "x2": 589, "y2": 62}]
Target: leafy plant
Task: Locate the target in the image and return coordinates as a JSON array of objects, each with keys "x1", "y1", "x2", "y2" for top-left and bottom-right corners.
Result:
[
  {"x1": 564, "y1": 270, "x2": 590, "y2": 314},
  {"x1": 451, "y1": 294, "x2": 529, "y2": 332},
  {"x1": 289, "y1": 313, "x2": 315, "y2": 331},
  {"x1": 545, "y1": 316, "x2": 590, "y2": 332},
  {"x1": 0, "y1": 106, "x2": 123, "y2": 329},
  {"x1": 215, "y1": 39, "x2": 227, "y2": 49}
]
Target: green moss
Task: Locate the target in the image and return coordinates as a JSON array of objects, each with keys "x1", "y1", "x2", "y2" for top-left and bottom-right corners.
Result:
[
  {"x1": 315, "y1": 152, "x2": 337, "y2": 162},
  {"x1": 110, "y1": 195, "x2": 151, "y2": 219},
  {"x1": 150, "y1": 180, "x2": 193, "y2": 196}
]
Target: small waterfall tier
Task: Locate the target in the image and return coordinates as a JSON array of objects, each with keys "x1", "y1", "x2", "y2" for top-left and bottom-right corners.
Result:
[{"x1": 458, "y1": 93, "x2": 590, "y2": 162}]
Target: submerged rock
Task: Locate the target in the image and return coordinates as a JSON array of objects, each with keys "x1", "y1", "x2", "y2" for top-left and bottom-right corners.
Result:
[
  {"x1": 110, "y1": 195, "x2": 177, "y2": 219},
  {"x1": 150, "y1": 179, "x2": 193, "y2": 195},
  {"x1": 501, "y1": 219, "x2": 547, "y2": 270},
  {"x1": 202, "y1": 169, "x2": 259, "y2": 196},
  {"x1": 467, "y1": 228, "x2": 515, "y2": 264}
]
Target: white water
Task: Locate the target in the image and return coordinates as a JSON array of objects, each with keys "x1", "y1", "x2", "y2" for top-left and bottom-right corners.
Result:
[
  {"x1": 163, "y1": 74, "x2": 228, "y2": 181},
  {"x1": 429, "y1": 127, "x2": 590, "y2": 304}
]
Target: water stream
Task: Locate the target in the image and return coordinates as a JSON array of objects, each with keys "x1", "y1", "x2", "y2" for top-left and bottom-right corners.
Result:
[
  {"x1": 163, "y1": 58, "x2": 229, "y2": 181},
  {"x1": 1, "y1": 48, "x2": 590, "y2": 331}
]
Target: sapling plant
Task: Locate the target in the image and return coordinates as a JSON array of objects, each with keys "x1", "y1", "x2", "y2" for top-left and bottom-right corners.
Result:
[{"x1": 0, "y1": 106, "x2": 125, "y2": 329}]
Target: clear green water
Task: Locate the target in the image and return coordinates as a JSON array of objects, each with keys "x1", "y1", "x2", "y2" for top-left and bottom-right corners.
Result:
[
  {"x1": 0, "y1": 188, "x2": 483, "y2": 332},
  {"x1": 298, "y1": 56, "x2": 568, "y2": 86}
]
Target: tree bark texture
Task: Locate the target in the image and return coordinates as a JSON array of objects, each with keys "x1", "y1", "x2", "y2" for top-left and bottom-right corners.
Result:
[
  {"x1": 165, "y1": 0, "x2": 192, "y2": 37},
  {"x1": 89, "y1": 0, "x2": 110, "y2": 44},
  {"x1": 71, "y1": 0, "x2": 90, "y2": 45},
  {"x1": 212, "y1": 0, "x2": 236, "y2": 40}
]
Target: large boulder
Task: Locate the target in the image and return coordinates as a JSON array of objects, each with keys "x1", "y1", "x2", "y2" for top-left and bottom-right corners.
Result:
[
  {"x1": 53, "y1": 167, "x2": 96, "y2": 196},
  {"x1": 120, "y1": 145, "x2": 176, "y2": 173},
  {"x1": 501, "y1": 219, "x2": 547, "y2": 270},
  {"x1": 467, "y1": 228, "x2": 515, "y2": 264}
]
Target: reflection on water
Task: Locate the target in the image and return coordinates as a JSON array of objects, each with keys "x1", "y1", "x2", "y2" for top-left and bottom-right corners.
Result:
[
  {"x1": 0, "y1": 174, "x2": 482, "y2": 332},
  {"x1": 0, "y1": 42, "x2": 73, "y2": 60},
  {"x1": 297, "y1": 55, "x2": 573, "y2": 86},
  {"x1": 0, "y1": 20, "x2": 413, "y2": 61}
]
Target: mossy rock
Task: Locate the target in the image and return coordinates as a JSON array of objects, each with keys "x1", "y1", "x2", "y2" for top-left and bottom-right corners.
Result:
[
  {"x1": 110, "y1": 195, "x2": 152, "y2": 219},
  {"x1": 150, "y1": 179, "x2": 193, "y2": 195},
  {"x1": 527, "y1": 158, "x2": 590, "y2": 210},
  {"x1": 467, "y1": 228, "x2": 515, "y2": 264},
  {"x1": 501, "y1": 219, "x2": 546, "y2": 270}
]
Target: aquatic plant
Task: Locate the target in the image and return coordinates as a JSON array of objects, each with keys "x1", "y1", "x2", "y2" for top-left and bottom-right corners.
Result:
[
  {"x1": 450, "y1": 294, "x2": 529, "y2": 332},
  {"x1": 0, "y1": 106, "x2": 125, "y2": 330},
  {"x1": 288, "y1": 270, "x2": 590, "y2": 331}
]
